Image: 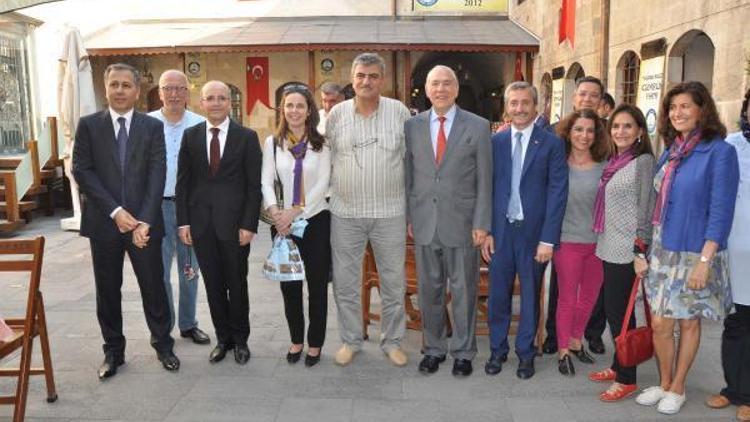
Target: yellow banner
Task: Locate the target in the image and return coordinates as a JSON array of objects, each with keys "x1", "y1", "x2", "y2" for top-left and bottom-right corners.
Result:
[{"x1": 413, "y1": 0, "x2": 508, "y2": 13}]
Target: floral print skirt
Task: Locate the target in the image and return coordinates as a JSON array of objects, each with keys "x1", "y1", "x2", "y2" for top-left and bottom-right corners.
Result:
[{"x1": 644, "y1": 227, "x2": 733, "y2": 321}]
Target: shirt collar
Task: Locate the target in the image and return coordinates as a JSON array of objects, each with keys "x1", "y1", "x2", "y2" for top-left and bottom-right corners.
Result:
[
  {"x1": 208, "y1": 116, "x2": 230, "y2": 133},
  {"x1": 109, "y1": 107, "x2": 134, "y2": 125},
  {"x1": 510, "y1": 121, "x2": 535, "y2": 141},
  {"x1": 429, "y1": 105, "x2": 457, "y2": 123}
]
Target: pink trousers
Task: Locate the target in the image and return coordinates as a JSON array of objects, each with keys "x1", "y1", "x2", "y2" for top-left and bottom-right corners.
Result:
[{"x1": 552, "y1": 242, "x2": 603, "y2": 350}]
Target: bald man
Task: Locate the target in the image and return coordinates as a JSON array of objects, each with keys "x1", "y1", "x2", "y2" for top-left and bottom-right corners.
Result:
[
  {"x1": 176, "y1": 80, "x2": 262, "y2": 364},
  {"x1": 149, "y1": 70, "x2": 210, "y2": 346},
  {"x1": 405, "y1": 65, "x2": 492, "y2": 376}
]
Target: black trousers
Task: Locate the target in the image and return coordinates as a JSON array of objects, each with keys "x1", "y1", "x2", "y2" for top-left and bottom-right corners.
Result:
[
  {"x1": 602, "y1": 261, "x2": 637, "y2": 385},
  {"x1": 545, "y1": 263, "x2": 607, "y2": 343},
  {"x1": 89, "y1": 235, "x2": 174, "y2": 357},
  {"x1": 271, "y1": 211, "x2": 331, "y2": 348},
  {"x1": 721, "y1": 303, "x2": 750, "y2": 405},
  {"x1": 193, "y1": 227, "x2": 251, "y2": 346}
]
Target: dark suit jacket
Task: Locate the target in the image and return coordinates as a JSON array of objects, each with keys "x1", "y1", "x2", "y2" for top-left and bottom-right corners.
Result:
[
  {"x1": 175, "y1": 120, "x2": 262, "y2": 240},
  {"x1": 490, "y1": 125, "x2": 568, "y2": 246},
  {"x1": 73, "y1": 109, "x2": 166, "y2": 240},
  {"x1": 405, "y1": 107, "x2": 492, "y2": 247}
]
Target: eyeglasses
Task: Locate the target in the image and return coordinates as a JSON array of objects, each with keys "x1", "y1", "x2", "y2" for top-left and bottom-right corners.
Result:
[
  {"x1": 283, "y1": 84, "x2": 310, "y2": 94},
  {"x1": 161, "y1": 86, "x2": 188, "y2": 93},
  {"x1": 201, "y1": 95, "x2": 229, "y2": 103}
]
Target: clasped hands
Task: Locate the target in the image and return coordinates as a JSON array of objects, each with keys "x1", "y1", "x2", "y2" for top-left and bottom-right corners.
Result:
[
  {"x1": 114, "y1": 209, "x2": 150, "y2": 249},
  {"x1": 269, "y1": 206, "x2": 302, "y2": 237},
  {"x1": 480, "y1": 235, "x2": 553, "y2": 264}
]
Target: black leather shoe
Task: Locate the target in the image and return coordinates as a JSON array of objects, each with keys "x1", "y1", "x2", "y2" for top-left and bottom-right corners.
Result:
[
  {"x1": 209, "y1": 343, "x2": 232, "y2": 363},
  {"x1": 516, "y1": 359, "x2": 535, "y2": 380},
  {"x1": 484, "y1": 352, "x2": 507, "y2": 376},
  {"x1": 557, "y1": 354, "x2": 575, "y2": 377},
  {"x1": 542, "y1": 336, "x2": 558, "y2": 354},
  {"x1": 180, "y1": 327, "x2": 211, "y2": 345},
  {"x1": 287, "y1": 347, "x2": 302, "y2": 364},
  {"x1": 570, "y1": 347, "x2": 596, "y2": 364},
  {"x1": 418, "y1": 355, "x2": 446, "y2": 374},
  {"x1": 234, "y1": 344, "x2": 251, "y2": 364},
  {"x1": 452, "y1": 359, "x2": 473, "y2": 377},
  {"x1": 588, "y1": 337, "x2": 605, "y2": 354},
  {"x1": 158, "y1": 351, "x2": 180, "y2": 372},
  {"x1": 304, "y1": 353, "x2": 321, "y2": 368},
  {"x1": 97, "y1": 355, "x2": 124, "y2": 380}
]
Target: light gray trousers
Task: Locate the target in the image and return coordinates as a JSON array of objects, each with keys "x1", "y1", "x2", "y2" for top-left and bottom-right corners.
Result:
[
  {"x1": 331, "y1": 214, "x2": 406, "y2": 352},
  {"x1": 415, "y1": 235, "x2": 479, "y2": 360}
]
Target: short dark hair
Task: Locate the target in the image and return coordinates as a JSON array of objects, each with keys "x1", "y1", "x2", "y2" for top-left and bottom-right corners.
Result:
[
  {"x1": 657, "y1": 81, "x2": 726, "y2": 148},
  {"x1": 575, "y1": 76, "x2": 604, "y2": 96},
  {"x1": 104, "y1": 63, "x2": 140, "y2": 85},
  {"x1": 556, "y1": 109, "x2": 608, "y2": 162},
  {"x1": 605, "y1": 103, "x2": 654, "y2": 158},
  {"x1": 320, "y1": 82, "x2": 343, "y2": 96},
  {"x1": 601, "y1": 93, "x2": 615, "y2": 108},
  {"x1": 274, "y1": 84, "x2": 325, "y2": 152}
]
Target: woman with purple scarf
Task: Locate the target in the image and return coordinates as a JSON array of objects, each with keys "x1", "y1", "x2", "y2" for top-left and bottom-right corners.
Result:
[
  {"x1": 261, "y1": 85, "x2": 331, "y2": 367},
  {"x1": 635, "y1": 81, "x2": 739, "y2": 415},
  {"x1": 588, "y1": 104, "x2": 655, "y2": 402},
  {"x1": 705, "y1": 88, "x2": 750, "y2": 422}
]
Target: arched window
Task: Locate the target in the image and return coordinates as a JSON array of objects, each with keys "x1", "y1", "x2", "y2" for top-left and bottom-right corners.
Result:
[
  {"x1": 617, "y1": 51, "x2": 640, "y2": 105},
  {"x1": 540, "y1": 72, "x2": 553, "y2": 121},
  {"x1": 669, "y1": 30, "x2": 715, "y2": 91},
  {"x1": 228, "y1": 84, "x2": 242, "y2": 124}
]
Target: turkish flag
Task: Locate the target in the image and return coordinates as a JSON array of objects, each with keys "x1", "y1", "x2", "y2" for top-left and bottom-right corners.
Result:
[
  {"x1": 559, "y1": 0, "x2": 576, "y2": 47},
  {"x1": 246, "y1": 57, "x2": 270, "y2": 114}
]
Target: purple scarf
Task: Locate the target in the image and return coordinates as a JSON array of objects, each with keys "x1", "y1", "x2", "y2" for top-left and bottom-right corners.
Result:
[
  {"x1": 288, "y1": 137, "x2": 307, "y2": 207},
  {"x1": 651, "y1": 130, "x2": 702, "y2": 226},
  {"x1": 592, "y1": 147, "x2": 636, "y2": 233}
]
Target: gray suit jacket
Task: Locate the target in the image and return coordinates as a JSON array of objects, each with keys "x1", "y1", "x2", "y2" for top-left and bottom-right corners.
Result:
[{"x1": 405, "y1": 107, "x2": 492, "y2": 247}]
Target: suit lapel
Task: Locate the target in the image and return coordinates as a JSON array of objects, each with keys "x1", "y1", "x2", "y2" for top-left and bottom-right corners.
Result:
[
  {"x1": 195, "y1": 122, "x2": 210, "y2": 174},
  {"x1": 442, "y1": 107, "x2": 466, "y2": 167},
  {"x1": 100, "y1": 110, "x2": 122, "y2": 175},
  {"x1": 221, "y1": 121, "x2": 240, "y2": 171},
  {"x1": 521, "y1": 126, "x2": 541, "y2": 179},
  {"x1": 415, "y1": 112, "x2": 434, "y2": 168},
  {"x1": 125, "y1": 111, "x2": 144, "y2": 171}
]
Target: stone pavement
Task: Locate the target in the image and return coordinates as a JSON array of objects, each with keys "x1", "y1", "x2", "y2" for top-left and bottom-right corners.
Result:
[{"x1": 0, "y1": 216, "x2": 737, "y2": 421}]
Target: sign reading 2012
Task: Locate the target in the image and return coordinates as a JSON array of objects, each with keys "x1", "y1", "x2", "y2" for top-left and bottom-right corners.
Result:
[{"x1": 414, "y1": 0, "x2": 507, "y2": 12}]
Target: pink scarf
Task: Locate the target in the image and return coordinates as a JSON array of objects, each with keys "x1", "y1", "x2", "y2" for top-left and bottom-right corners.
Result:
[
  {"x1": 651, "y1": 130, "x2": 702, "y2": 226},
  {"x1": 592, "y1": 147, "x2": 636, "y2": 233}
]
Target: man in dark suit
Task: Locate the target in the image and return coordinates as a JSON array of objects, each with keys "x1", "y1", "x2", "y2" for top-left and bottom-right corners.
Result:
[
  {"x1": 73, "y1": 62, "x2": 179, "y2": 379},
  {"x1": 405, "y1": 65, "x2": 492, "y2": 377},
  {"x1": 482, "y1": 81, "x2": 568, "y2": 379},
  {"x1": 176, "y1": 80, "x2": 262, "y2": 365}
]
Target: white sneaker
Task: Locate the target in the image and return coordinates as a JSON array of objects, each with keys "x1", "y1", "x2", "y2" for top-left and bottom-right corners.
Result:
[
  {"x1": 656, "y1": 391, "x2": 686, "y2": 415},
  {"x1": 334, "y1": 345, "x2": 357, "y2": 366},
  {"x1": 635, "y1": 386, "x2": 666, "y2": 406}
]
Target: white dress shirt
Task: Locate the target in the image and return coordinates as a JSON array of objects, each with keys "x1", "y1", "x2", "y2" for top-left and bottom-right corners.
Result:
[
  {"x1": 508, "y1": 122, "x2": 535, "y2": 220},
  {"x1": 429, "y1": 105, "x2": 457, "y2": 157},
  {"x1": 108, "y1": 107, "x2": 134, "y2": 219},
  {"x1": 205, "y1": 117, "x2": 230, "y2": 161}
]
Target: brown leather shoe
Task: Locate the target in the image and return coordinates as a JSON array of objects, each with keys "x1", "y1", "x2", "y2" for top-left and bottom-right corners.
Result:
[
  {"x1": 737, "y1": 405, "x2": 750, "y2": 422},
  {"x1": 705, "y1": 394, "x2": 731, "y2": 409}
]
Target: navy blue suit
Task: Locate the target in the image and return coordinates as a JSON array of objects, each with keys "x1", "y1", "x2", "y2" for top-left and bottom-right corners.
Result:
[{"x1": 488, "y1": 124, "x2": 568, "y2": 360}]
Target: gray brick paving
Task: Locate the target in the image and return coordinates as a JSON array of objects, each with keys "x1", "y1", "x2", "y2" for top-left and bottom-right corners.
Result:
[{"x1": 0, "y1": 216, "x2": 737, "y2": 421}]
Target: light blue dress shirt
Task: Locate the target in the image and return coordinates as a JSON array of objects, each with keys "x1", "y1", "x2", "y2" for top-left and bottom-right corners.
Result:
[
  {"x1": 507, "y1": 123, "x2": 534, "y2": 221},
  {"x1": 148, "y1": 109, "x2": 204, "y2": 197}
]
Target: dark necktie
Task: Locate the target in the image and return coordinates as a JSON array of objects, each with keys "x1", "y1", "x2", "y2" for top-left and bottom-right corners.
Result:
[
  {"x1": 209, "y1": 127, "x2": 220, "y2": 177},
  {"x1": 116, "y1": 116, "x2": 128, "y2": 169},
  {"x1": 116, "y1": 116, "x2": 128, "y2": 203}
]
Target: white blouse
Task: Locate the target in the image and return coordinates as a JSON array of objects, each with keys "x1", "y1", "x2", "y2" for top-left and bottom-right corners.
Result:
[{"x1": 261, "y1": 135, "x2": 331, "y2": 220}]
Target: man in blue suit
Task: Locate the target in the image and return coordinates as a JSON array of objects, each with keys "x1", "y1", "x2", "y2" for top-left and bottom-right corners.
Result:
[{"x1": 481, "y1": 81, "x2": 568, "y2": 379}]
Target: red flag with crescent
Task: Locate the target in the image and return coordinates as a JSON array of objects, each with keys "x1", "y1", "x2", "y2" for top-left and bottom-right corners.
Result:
[{"x1": 246, "y1": 57, "x2": 270, "y2": 114}]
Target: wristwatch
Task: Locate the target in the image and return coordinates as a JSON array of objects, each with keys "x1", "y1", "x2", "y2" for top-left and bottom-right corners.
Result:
[
  {"x1": 700, "y1": 255, "x2": 711, "y2": 264},
  {"x1": 636, "y1": 253, "x2": 647, "y2": 260}
]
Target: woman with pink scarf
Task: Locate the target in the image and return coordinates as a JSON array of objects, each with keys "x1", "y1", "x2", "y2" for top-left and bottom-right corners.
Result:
[{"x1": 635, "y1": 81, "x2": 739, "y2": 415}]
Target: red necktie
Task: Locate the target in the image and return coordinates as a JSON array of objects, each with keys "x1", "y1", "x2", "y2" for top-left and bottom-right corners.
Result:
[
  {"x1": 435, "y1": 116, "x2": 447, "y2": 165},
  {"x1": 209, "y1": 127, "x2": 220, "y2": 177}
]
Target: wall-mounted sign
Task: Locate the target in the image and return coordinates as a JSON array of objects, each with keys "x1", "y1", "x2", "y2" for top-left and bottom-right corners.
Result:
[
  {"x1": 636, "y1": 55, "x2": 666, "y2": 151},
  {"x1": 413, "y1": 0, "x2": 508, "y2": 13},
  {"x1": 550, "y1": 77, "x2": 565, "y2": 124}
]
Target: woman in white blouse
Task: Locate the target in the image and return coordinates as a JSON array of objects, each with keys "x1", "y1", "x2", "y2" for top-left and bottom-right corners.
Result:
[{"x1": 261, "y1": 85, "x2": 331, "y2": 367}]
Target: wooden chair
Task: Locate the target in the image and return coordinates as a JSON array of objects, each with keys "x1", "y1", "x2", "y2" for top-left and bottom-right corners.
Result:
[{"x1": 0, "y1": 237, "x2": 57, "y2": 422}]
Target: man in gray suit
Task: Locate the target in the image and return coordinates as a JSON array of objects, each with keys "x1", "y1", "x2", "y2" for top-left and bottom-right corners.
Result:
[{"x1": 405, "y1": 65, "x2": 492, "y2": 377}]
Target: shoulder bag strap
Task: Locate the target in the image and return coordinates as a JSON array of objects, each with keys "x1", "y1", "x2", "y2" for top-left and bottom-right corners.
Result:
[{"x1": 620, "y1": 275, "x2": 643, "y2": 338}]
